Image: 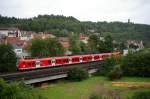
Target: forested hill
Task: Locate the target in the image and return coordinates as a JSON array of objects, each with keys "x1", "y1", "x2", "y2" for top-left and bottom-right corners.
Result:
[{"x1": 0, "y1": 14, "x2": 150, "y2": 46}]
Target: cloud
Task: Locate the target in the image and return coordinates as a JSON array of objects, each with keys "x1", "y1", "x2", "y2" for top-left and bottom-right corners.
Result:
[{"x1": 0, "y1": 0, "x2": 150, "y2": 24}]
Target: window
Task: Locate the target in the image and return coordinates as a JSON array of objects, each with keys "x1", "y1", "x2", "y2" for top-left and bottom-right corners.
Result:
[
  {"x1": 94, "y1": 56, "x2": 99, "y2": 59},
  {"x1": 27, "y1": 62, "x2": 31, "y2": 66},
  {"x1": 83, "y1": 57, "x2": 87, "y2": 61},
  {"x1": 88, "y1": 56, "x2": 92, "y2": 60},
  {"x1": 16, "y1": 49, "x2": 22, "y2": 52},
  {"x1": 56, "y1": 59, "x2": 62, "y2": 63},
  {"x1": 102, "y1": 55, "x2": 109, "y2": 59},
  {"x1": 73, "y1": 58, "x2": 79, "y2": 61},
  {"x1": 63, "y1": 59, "x2": 69, "y2": 63},
  {"x1": 32, "y1": 62, "x2": 35, "y2": 66}
]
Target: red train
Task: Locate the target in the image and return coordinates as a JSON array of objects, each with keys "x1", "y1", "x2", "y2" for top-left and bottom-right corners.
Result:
[{"x1": 17, "y1": 52, "x2": 120, "y2": 70}]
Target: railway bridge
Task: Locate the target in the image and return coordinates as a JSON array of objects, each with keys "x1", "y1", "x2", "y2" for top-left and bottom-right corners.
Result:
[{"x1": 0, "y1": 61, "x2": 103, "y2": 84}]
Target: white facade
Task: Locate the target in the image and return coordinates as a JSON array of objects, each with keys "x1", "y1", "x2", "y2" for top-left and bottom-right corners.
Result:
[
  {"x1": 14, "y1": 48, "x2": 23, "y2": 57},
  {"x1": 0, "y1": 30, "x2": 9, "y2": 36},
  {"x1": 20, "y1": 35, "x2": 33, "y2": 41},
  {"x1": 123, "y1": 49, "x2": 128, "y2": 56},
  {"x1": 0, "y1": 28, "x2": 19, "y2": 37}
]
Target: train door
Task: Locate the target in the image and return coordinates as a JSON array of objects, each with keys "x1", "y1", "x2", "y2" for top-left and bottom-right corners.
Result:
[
  {"x1": 92, "y1": 55, "x2": 94, "y2": 61},
  {"x1": 51, "y1": 59, "x2": 56, "y2": 66},
  {"x1": 35, "y1": 61, "x2": 41, "y2": 68},
  {"x1": 80, "y1": 57, "x2": 82, "y2": 62},
  {"x1": 69, "y1": 58, "x2": 72, "y2": 64}
]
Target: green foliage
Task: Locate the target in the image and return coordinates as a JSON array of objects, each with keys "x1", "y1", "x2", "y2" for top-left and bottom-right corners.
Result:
[
  {"x1": 0, "y1": 44, "x2": 17, "y2": 72},
  {"x1": 80, "y1": 41, "x2": 90, "y2": 54},
  {"x1": 30, "y1": 38, "x2": 65, "y2": 58},
  {"x1": 107, "y1": 65, "x2": 123, "y2": 80},
  {"x1": 103, "y1": 35, "x2": 114, "y2": 52},
  {"x1": 88, "y1": 34, "x2": 99, "y2": 53},
  {"x1": 121, "y1": 49, "x2": 150, "y2": 77},
  {"x1": 1, "y1": 15, "x2": 150, "y2": 46},
  {"x1": 98, "y1": 35, "x2": 114, "y2": 53},
  {"x1": 132, "y1": 90, "x2": 150, "y2": 99},
  {"x1": 69, "y1": 33, "x2": 81, "y2": 54},
  {"x1": 96, "y1": 56, "x2": 122, "y2": 76},
  {"x1": 88, "y1": 34, "x2": 114, "y2": 53},
  {"x1": 67, "y1": 68, "x2": 89, "y2": 81},
  {"x1": 0, "y1": 79, "x2": 46, "y2": 99},
  {"x1": 118, "y1": 42, "x2": 126, "y2": 53},
  {"x1": 89, "y1": 93, "x2": 102, "y2": 99}
]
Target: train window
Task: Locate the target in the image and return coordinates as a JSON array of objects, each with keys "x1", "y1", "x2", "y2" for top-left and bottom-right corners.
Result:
[
  {"x1": 94, "y1": 56, "x2": 99, "y2": 59},
  {"x1": 83, "y1": 57, "x2": 87, "y2": 60},
  {"x1": 63, "y1": 59, "x2": 69, "y2": 63},
  {"x1": 88, "y1": 56, "x2": 92, "y2": 59},
  {"x1": 102, "y1": 55, "x2": 109, "y2": 59},
  {"x1": 32, "y1": 62, "x2": 35, "y2": 66},
  {"x1": 73, "y1": 58, "x2": 79, "y2": 61},
  {"x1": 27, "y1": 62, "x2": 31, "y2": 66},
  {"x1": 48, "y1": 60, "x2": 51, "y2": 64},
  {"x1": 56, "y1": 60, "x2": 62, "y2": 63}
]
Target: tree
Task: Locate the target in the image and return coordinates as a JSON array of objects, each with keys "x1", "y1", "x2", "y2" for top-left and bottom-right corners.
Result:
[
  {"x1": 118, "y1": 42, "x2": 126, "y2": 53},
  {"x1": 80, "y1": 41, "x2": 90, "y2": 54},
  {"x1": 67, "y1": 67, "x2": 89, "y2": 81},
  {"x1": 121, "y1": 49, "x2": 150, "y2": 77},
  {"x1": 104, "y1": 35, "x2": 113, "y2": 52},
  {"x1": 69, "y1": 33, "x2": 81, "y2": 54},
  {"x1": 30, "y1": 38, "x2": 65, "y2": 58},
  {"x1": 96, "y1": 56, "x2": 121, "y2": 76},
  {"x1": 0, "y1": 44, "x2": 17, "y2": 72},
  {"x1": 107, "y1": 65, "x2": 123, "y2": 80},
  {"x1": 88, "y1": 34, "x2": 99, "y2": 53},
  {"x1": 0, "y1": 79, "x2": 46, "y2": 99}
]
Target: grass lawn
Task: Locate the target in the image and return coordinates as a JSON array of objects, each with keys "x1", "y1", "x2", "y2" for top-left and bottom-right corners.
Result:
[{"x1": 39, "y1": 76, "x2": 150, "y2": 99}]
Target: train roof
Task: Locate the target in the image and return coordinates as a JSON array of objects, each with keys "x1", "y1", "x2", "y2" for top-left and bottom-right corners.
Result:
[{"x1": 20, "y1": 52, "x2": 115, "y2": 62}]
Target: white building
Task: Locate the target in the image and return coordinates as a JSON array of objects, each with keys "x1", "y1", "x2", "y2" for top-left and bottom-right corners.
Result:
[
  {"x1": 13, "y1": 44, "x2": 23, "y2": 58},
  {"x1": 19, "y1": 31, "x2": 34, "y2": 41},
  {"x1": 0, "y1": 28, "x2": 20, "y2": 37}
]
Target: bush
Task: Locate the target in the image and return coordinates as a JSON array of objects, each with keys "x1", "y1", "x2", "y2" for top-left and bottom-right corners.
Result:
[
  {"x1": 0, "y1": 79, "x2": 46, "y2": 99},
  {"x1": 0, "y1": 44, "x2": 17, "y2": 72},
  {"x1": 107, "y1": 65, "x2": 122, "y2": 80},
  {"x1": 89, "y1": 93, "x2": 102, "y2": 99},
  {"x1": 67, "y1": 67, "x2": 89, "y2": 81},
  {"x1": 121, "y1": 49, "x2": 150, "y2": 77},
  {"x1": 132, "y1": 90, "x2": 150, "y2": 99},
  {"x1": 96, "y1": 56, "x2": 122, "y2": 76}
]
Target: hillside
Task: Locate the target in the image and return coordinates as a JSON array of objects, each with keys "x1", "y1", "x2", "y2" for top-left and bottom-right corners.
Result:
[{"x1": 0, "y1": 14, "x2": 150, "y2": 46}]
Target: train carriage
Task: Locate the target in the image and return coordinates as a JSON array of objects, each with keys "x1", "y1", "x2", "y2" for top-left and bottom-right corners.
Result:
[{"x1": 17, "y1": 52, "x2": 120, "y2": 70}]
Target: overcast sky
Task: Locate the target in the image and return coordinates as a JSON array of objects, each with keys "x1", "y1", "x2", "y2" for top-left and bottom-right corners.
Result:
[{"x1": 0, "y1": 0, "x2": 150, "y2": 24}]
